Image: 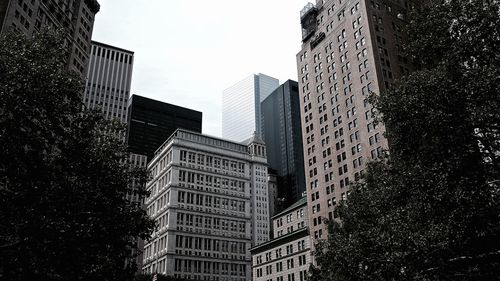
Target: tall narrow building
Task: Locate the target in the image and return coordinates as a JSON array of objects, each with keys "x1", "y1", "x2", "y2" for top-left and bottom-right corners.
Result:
[
  {"x1": 297, "y1": 0, "x2": 412, "y2": 239},
  {"x1": 84, "y1": 41, "x2": 134, "y2": 122},
  {"x1": 262, "y1": 80, "x2": 306, "y2": 210},
  {"x1": 0, "y1": 0, "x2": 100, "y2": 76},
  {"x1": 141, "y1": 129, "x2": 270, "y2": 280},
  {"x1": 222, "y1": 73, "x2": 279, "y2": 142}
]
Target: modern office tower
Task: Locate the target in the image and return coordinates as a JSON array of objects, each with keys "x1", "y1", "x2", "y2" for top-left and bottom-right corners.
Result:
[
  {"x1": 297, "y1": 0, "x2": 412, "y2": 240},
  {"x1": 141, "y1": 129, "x2": 270, "y2": 280},
  {"x1": 126, "y1": 95, "x2": 203, "y2": 162},
  {"x1": 83, "y1": 41, "x2": 134, "y2": 123},
  {"x1": 222, "y1": 73, "x2": 279, "y2": 142},
  {"x1": 0, "y1": 0, "x2": 100, "y2": 76},
  {"x1": 262, "y1": 80, "x2": 307, "y2": 209},
  {"x1": 251, "y1": 197, "x2": 311, "y2": 281}
]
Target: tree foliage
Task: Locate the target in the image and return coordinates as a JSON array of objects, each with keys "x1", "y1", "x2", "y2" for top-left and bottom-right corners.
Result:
[
  {"x1": 0, "y1": 30, "x2": 155, "y2": 280},
  {"x1": 310, "y1": 1, "x2": 500, "y2": 280}
]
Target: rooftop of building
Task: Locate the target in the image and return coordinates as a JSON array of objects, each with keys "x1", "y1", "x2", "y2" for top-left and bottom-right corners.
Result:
[
  {"x1": 272, "y1": 196, "x2": 307, "y2": 219},
  {"x1": 128, "y1": 95, "x2": 202, "y2": 116},
  {"x1": 300, "y1": 2, "x2": 316, "y2": 18},
  {"x1": 242, "y1": 131, "x2": 265, "y2": 145},
  {"x1": 249, "y1": 227, "x2": 309, "y2": 254},
  {"x1": 153, "y1": 128, "x2": 251, "y2": 160},
  {"x1": 91, "y1": 40, "x2": 134, "y2": 55},
  {"x1": 85, "y1": 0, "x2": 100, "y2": 13},
  {"x1": 222, "y1": 73, "x2": 279, "y2": 94},
  {"x1": 262, "y1": 79, "x2": 299, "y2": 103}
]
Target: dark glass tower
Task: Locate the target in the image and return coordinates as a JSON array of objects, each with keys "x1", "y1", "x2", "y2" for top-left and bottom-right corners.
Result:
[
  {"x1": 126, "y1": 95, "x2": 202, "y2": 161},
  {"x1": 261, "y1": 80, "x2": 306, "y2": 209}
]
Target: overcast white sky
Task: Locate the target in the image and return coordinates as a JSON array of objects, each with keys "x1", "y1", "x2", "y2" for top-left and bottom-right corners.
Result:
[{"x1": 92, "y1": 0, "x2": 308, "y2": 137}]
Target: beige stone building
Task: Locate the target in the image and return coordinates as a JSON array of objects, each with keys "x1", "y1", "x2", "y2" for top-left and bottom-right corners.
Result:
[
  {"x1": 142, "y1": 129, "x2": 270, "y2": 280},
  {"x1": 296, "y1": 0, "x2": 412, "y2": 240},
  {"x1": 251, "y1": 197, "x2": 311, "y2": 281}
]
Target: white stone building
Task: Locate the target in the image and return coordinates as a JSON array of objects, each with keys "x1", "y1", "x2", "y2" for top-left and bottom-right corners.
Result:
[{"x1": 142, "y1": 129, "x2": 270, "y2": 280}]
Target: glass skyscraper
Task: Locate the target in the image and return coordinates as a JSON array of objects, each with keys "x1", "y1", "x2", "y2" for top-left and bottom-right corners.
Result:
[
  {"x1": 222, "y1": 73, "x2": 279, "y2": 142},
  {"x1": 261, "y1": 80, "x2": 306, "y2": 209}
]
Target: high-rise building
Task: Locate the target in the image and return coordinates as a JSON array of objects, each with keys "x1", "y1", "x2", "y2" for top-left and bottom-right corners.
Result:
[
  {"x1": 83, "y1": 41, "x2": 134, "y2": 123},
  {"x1": 0, "y1": 0, "x2": 100, "y2": 76},
  {"x1": 262, "y1": 80, "x2": 306, "y2": 209},
  {"x1": 82, "y1": 41, "x2": 141, "y2": 271},
  {"x1": 126, "y1": 95, "x2": 203, "y2": 162},
  {"x1": 222, "y1": 73, "x2": 279, "y2": 142},
  {"x1": 250, "y1": 197, "x2": 311, "y2": 281},
  {"x1": 141, "y1": 129, "x2": 270, "y2": 280},
  {"x1": 297, "y1": 0, "x2": 412, "y2": 240},
  {"x1": 82, "y1": 41, "x2": 138, "y2": 269}
]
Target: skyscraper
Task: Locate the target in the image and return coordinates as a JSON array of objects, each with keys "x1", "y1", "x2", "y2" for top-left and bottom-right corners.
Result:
[
  {"x1": 82, "y1": 41, "x2": 142, "y2": 271},
  {"x1": 84, "y1": 41, "x2": 134, "y2": 122},
  {"x1": 141, "y1": 129, "x2": 270, "y2": 280},
  {"x1": 262, "y1": 80, "x2": 306, "y2": 209},
  {"x1": 0, "y1": 0, "x2": 100, "y2": 76},
  {"x1": 126, "y1": 95, "x2": 203, "y2": 162},
  {"x1": 222, "y1": 73, "x2": 279, "y2": 142},
  {"x1": 297, "y1": 0, "x2": 412, "y2": 239}
]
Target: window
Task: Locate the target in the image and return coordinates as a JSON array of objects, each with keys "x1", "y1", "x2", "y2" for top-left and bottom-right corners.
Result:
[
  {"x1": 337, "y1": 10, "x2": 345, "y2": 21},
  {"x1": 287, "y1": 259, "x2": 295, "y2": 270}
]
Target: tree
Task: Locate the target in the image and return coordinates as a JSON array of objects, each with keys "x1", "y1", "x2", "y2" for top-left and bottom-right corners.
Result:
[
  {"x1": 310, "y1": 1, "x2": 500, "y2": 280},
  {"x1": 0, "y1": 30, "x2": 155, "y2": 280}
]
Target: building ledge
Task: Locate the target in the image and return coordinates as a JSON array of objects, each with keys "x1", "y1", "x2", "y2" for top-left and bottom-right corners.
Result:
[{"x1": 249, "y1": 227, "x2": 309, "y2": 254}]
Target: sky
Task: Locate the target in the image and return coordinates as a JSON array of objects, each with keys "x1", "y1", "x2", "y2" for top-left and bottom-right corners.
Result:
[{"x1": 92, "y1": 0, "x2": 309, "y2": 137}]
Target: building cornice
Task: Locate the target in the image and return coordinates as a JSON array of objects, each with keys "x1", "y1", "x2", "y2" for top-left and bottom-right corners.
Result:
[
  {"x1": 249, "y1": 227, "x2": 309, "y2": 254},
  {"x1": 91, "y1": 40, "x2": 134, "y2": 54}
]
